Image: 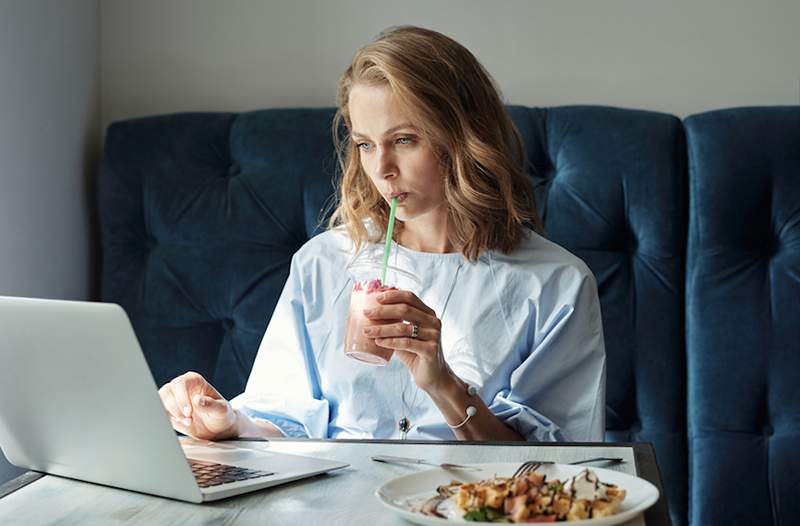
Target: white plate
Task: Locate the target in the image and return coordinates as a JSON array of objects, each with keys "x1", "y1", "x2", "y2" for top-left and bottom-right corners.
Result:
[{"x1": 375, "y1": 462, "x2": 659, "y2": 525}]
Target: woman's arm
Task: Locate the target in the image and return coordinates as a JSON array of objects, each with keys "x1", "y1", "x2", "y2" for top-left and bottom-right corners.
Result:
[
  {"x1": 365, "y1": 289, "x2": 525, "y2": 441},
  {"x1": 229, "y1": 252, "x2": 330, "y2": 439},
  {"x1": 425, "y1": 370, "x2": 524, "y2": 441},
  {"x1": 366, "y1": 263, "x2": 605, "y2": 442},
  {"x1": 159, "y1": 371, "x2": 286, "y2": 440}
]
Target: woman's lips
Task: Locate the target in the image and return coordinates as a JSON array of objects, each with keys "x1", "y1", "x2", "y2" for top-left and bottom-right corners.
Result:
[{"x1": 388, "y1": 192, "x2": 409, "y2": 202}]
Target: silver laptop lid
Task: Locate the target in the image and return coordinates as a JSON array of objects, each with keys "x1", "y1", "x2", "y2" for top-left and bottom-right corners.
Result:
[{"x1": 0, "y1": 296, "x2": 202, "y2": 503}]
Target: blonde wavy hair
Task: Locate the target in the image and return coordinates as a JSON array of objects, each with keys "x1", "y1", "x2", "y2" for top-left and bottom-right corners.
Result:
[{"x1": 327, "y1": 26, "x2": 543, "y2": 262}]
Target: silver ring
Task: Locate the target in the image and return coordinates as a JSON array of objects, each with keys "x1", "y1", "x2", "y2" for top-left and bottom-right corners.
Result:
[{"x1": 410, "y1": 323, "x2": 419, "y2": 339}]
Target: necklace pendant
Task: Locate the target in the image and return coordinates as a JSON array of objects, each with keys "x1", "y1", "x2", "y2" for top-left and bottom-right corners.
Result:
[{"x1": 398, "y1": 417, "x2": 411, "y2": 434}]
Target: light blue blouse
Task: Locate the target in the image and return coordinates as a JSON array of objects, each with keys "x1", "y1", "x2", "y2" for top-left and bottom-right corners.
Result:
[{"x1": 230, "y1": 227, "x2": 606, "y2": 441}]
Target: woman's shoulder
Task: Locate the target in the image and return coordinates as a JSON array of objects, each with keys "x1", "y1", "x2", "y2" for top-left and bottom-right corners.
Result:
[
  {"x1": 293, "y1": 220, "x2": 389, "y2": 266},
  {"x1": 488, "y1": 229, "x2": 597, "y2": 292},
  {"x1": 293, "y1": 226, "x2": 356, "y2": 266}
]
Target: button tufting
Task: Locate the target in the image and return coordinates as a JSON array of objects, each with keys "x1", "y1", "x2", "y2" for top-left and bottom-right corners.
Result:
[
  {"x1": 627, "y1": 235, "x2": 639, "y2": 254},
  {"x1": 221, "y1": 319, "x2": 234, "y2": 331},
  {"x1": 145, "y1": 235, "x2": 157, "y2": 252},
  {"x1": 227, "y1": 163, "x2": 241, "y2": 177},
  {"x1": 766, "y1": 236, "x2": 780, "y2": 258}
]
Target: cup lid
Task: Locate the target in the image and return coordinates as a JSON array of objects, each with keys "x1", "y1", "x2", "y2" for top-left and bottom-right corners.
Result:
[{"x1": 346, "y1": 261, "x2": 420, "y2": 288}]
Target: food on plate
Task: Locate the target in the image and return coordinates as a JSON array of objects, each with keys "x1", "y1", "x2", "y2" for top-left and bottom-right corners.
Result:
[{"x1": 422, "y1": 468, "x2": 626, "y2": 522}]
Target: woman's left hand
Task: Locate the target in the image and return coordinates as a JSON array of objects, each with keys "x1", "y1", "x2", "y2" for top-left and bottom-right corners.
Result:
[{"x1": 361, "y1": 289, "x2": 452, "y2": 393}]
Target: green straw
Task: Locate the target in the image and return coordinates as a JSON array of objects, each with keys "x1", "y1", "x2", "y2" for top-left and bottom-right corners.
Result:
[{"x1": 381, "y1": 197, "x2": 398, "y2": 285}]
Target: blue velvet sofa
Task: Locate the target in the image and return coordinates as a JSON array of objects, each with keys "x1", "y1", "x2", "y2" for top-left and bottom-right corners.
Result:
[{"x1": 99, "y1": 104, "x2": 800, "y2": 525}]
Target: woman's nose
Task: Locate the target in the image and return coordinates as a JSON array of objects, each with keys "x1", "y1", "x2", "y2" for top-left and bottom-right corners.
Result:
[{"x1": 375, "y1": 147, "x2": 397, "y2": 179}]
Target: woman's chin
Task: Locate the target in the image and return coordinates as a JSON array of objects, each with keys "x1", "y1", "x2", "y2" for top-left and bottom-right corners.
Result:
[{"x1": 393, "y1": 210, "x2": 420, "y2": 223}]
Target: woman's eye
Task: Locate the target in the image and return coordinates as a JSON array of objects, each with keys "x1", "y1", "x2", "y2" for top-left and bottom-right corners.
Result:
[
  {"x1": 396, "y1": 136, "x2": 414, "y2": 145},
  {"x1": 356, "y1": 142, "x2": 372, "y2": 151}
]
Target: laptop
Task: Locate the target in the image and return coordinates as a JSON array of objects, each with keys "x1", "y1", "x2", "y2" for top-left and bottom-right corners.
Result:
[{"x1": 0, "y1": 296, "x2": 348, "y2": 503}]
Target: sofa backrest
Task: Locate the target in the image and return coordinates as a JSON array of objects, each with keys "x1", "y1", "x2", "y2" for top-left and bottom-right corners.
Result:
[
  {"x1": 100, "y1": 105, "x2": 688, "y2": 524},
  {"x1": 685, "y1": 107, "x2": 800, "y2": 525},
  {"x1": 99, "y1": 109, "x2": 337, "y2": 398},
  {"x1": 507, "y1": 106, "x2": 688, "y2": 526}
]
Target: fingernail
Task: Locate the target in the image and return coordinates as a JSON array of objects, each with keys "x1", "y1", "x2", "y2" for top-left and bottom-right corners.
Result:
[
  {"x1": 377, "y1": 293, "x2": 385, "y2": 301},
  {"x1": 363, "y1": 308, "x2": 373, "y2": 315},
  {"x1": 199, "y1": 397, "x2": 208, "y2": 407},
  {"x1": 182, "y1": 406, "x2": 191, "y2": 417},
  {"x1": 182, "y1": 418, "x2": 192, "y2": 426},
  {"x1": 363, "y1": 327, "x2": 374, "y2": 335}
]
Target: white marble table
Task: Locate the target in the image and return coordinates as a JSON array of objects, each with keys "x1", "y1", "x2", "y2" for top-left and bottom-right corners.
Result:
[{"x1": 0, "y1": 439, "x2": 670, "y2": 525}]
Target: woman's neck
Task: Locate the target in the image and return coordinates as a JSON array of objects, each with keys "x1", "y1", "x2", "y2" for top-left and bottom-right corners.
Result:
[{"x1": 396, "y1": 209, "x2": 455, "y2": 254}]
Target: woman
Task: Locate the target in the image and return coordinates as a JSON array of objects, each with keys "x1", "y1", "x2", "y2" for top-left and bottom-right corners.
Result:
[{"x1": 159, "y1": 26, "x2": 606, "y2": 442}]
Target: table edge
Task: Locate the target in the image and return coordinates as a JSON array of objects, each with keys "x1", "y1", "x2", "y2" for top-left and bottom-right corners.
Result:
[
  {"x1": 0, "y1": 471, "x2": 44, "y2": 500},
  {"x1": 0, "y1": 440, "x2": 671, "y2": 525}
]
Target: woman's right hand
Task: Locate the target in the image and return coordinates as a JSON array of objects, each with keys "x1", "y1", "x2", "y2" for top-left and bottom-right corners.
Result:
[{"x1": 158, "y1": 371, "x2": 239, "y2": 441}]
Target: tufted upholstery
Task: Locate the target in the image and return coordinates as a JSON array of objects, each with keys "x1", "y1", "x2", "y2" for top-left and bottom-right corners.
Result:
[
  {"x1": 508, "y1": 106, "x2": 688, "y2": 525},
  {"x1": 99, "y1": 109, "x2": 337, "y2": 398},
  {"x1": 685, "y1": 107, "x2": 800, "y2": 525},
  {"x1": 100, "y1": 105, "x2": 689, "y2": 523}
]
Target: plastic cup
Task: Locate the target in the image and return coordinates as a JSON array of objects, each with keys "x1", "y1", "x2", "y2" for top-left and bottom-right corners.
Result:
[{"x1": 344, "y1": 261, "x2": 420, "y2": 366}]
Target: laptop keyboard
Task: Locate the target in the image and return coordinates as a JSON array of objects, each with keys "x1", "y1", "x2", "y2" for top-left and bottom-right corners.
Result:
[{"x1": 189, "y1": 459, "x2": 274, "y2": 488}]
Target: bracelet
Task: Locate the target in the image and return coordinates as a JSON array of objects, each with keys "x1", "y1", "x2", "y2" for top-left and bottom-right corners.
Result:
[{"x1": 447, "y1": 384, "x2": 478, "y2": 429}]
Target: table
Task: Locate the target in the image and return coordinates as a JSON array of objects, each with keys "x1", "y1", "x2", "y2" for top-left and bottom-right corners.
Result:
[{"x1": 0, "y1": 440, "x2": 670, "y2": 525}]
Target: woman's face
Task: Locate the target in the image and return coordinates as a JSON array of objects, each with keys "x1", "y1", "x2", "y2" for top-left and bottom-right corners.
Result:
[{"x1": 348, "y1": 83, "x2": 447, "y2": 223}]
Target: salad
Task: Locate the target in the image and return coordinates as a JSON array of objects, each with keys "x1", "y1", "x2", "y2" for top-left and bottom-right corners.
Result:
[{"x1": 420, "y1": 468, "x2": 626, "y2": 523}]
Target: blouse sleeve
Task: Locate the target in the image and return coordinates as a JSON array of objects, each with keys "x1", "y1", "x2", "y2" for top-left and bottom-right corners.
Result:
[
  {"x1": 488, "y1": 265, "x2": 606, "y2": 442},
  {"x1": 229, "y1": 254, "x2": 329, "y2": 438}
]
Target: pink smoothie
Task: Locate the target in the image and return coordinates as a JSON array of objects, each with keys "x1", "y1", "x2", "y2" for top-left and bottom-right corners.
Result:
[{"x1": 344, "y1": 279, "x2": 399, "y2": 365}]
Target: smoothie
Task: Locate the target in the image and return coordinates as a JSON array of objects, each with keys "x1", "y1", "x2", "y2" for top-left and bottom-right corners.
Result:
[{"x1": 344, "y1": 278, "x2": 399, "y2": 365}]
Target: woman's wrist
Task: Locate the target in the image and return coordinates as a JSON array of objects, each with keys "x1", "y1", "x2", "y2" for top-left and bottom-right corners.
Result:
[
  {"x1": 232, "y1": 408, "x2": 286, "y2": 439},
  {"x1": 425, "y1": 369, "x2": 470, "y2": 419},
  {"x1": 426, "y1": 370, "x2": 524, "y2": 441}
]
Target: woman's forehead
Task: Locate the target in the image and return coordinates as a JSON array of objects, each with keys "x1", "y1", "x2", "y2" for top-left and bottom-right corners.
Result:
[{"x1": 348, "y1": 84, "x2": 418, "y2": 138}]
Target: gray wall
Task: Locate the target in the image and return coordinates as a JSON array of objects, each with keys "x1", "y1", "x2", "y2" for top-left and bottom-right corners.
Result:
[
  {"x1": 0, "y1": 0, "x2": 100, "y2": 485},
  {"x1": 101, "y1": 0, "x2": 800, "y2": 131}
]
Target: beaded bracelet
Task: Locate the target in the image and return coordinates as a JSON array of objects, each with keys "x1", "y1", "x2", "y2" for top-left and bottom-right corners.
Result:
[{"x1": 447, "y1": 384, "x2": 478, "y2": 429}]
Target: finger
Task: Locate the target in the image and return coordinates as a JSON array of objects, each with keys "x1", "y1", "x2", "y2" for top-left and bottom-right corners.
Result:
[
  {"x1": 362, "y1": 322, "x2": 435, "y2": 340},
  {"x1": 376, "y1": 289, "x2": 436, "y2": 316},
  {"x1": 201, "y1": 381, "x2": 226, "y2": 401},
  {"x1": 162, "y1": 389, "x2": 193, "y2": 428},
  {"x1": 193, "y1": 394, "x2": 229, "y2": 418},
  {"x1": 169, "y1": 415, "x2": 193, "y2": 432},
  {"x1": 363, "y1": 303, "x2": 438, "y2": 326},
  {"x1": 170, "y1": 375, "x2": 198, "y2": 418},
  {"x1": 374, "y1": 336, "x2": 438, "y2": 356},
  {"x1": 159, "y1": 384, "x2": 183, "y2": 420},
  {"x1": 184, "y1": 371, "x2": 226, "y2": 401}
]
